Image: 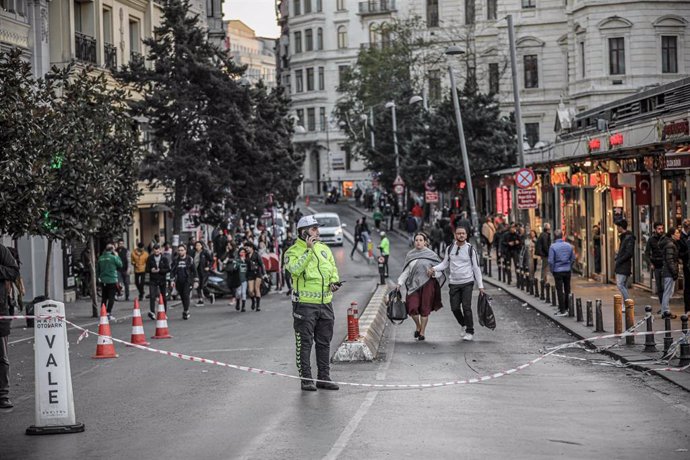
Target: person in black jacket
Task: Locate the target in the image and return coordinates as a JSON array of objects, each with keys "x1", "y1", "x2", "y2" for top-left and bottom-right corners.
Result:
[
  {"x1": 614, "y1": 220, "x2": 636, "y2": 303},
  {"x1": 350, "y1": 218, "x2": 362, "y2": 259},
  {"x1": 116, "y1": 239, "x2": 130, "y2": 301},
  {"x1": 535, "y1": 223, "x2": 552, "y2": 283},
  {"x1": 193, "y1": 241, "x2": 214, "y2": 306},
  {"x1": 171, "y1": 244, "x2": 198, "y2": 320},
  {"x1": 681, "y1": 219, "x2": 690, "y2": 313},
  {"x1": 645, "y1": 222, "x2": 666, "y2": 305},
  {"x1": 660, "y1": 228, "x2": 680, "y2": 319},
  {"x1": 245, "y1": 242, "x2": 265, "y2": 311},
  {"x1": 145, "y1": 244, "x2": 170, "y2": 319},
  {"x1": 504, "y1": 224, "x2": 523, "y2": 283},
  {"x1": 0, "y1": 243, "x2": 20, "y2": 409}
]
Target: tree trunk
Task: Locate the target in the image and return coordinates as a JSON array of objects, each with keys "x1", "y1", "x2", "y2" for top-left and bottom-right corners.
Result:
[
  {"x1": 89, "y1": 235, "x2": 99, "y2": 317},
  {"x1": 44, "y1": 239, "x2": 53, "y2": 298}
]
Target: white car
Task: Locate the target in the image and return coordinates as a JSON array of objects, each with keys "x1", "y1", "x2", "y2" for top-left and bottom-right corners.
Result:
[{"x1": 314, "y1": 212, "x2": 344, "y2": 246}]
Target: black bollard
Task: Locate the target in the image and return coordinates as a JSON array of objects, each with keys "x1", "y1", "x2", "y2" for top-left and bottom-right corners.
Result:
[
  {"x1": 680, "y1": 315, "x2": 690, "y2": 367},
  {"x1": 586, "y1": 300, "x2": 593, "y2": 327},
  {"x1": 539, "y1": 280, "x2": 545, "y2": 301},
  {"x1": 517, "y1": 269, "x2": 522, "y2": 290},
  {"x1": 643, "y1": 306, "x2": 657, "y2": 353},
  {"x1": 576, "y1": 298, "x2": 583, "y2": 322},
  {"x1": 545, "y1": 283, "x2": 551, "y2": 304},
  {"x1": 507, "y1": 263, "x2": 512, "y2": 285},
  {"x1": 568, "y1": 293, "x2": 575, "y2": 317},
  {"x1": 528, "y1": 278, "x2": 534, "y2": 296},
  {"x1": 533, "y1": 278, "x2": 540, "y2": 298},
  {"x1": 663, "y1": 312, "x2": 673, "y2": 354},
  {"x1": 595, "y1": 299, "x2": 605, "y2": 332},
  {"x1": 551, "y1": 285, "x2": 558, "y2": 307},
  {"x1": 488, "y1": 259, "x2": 492, "y2": 277}
]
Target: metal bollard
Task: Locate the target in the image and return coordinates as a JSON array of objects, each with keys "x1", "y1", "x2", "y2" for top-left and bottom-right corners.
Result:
[
  {"x1": 586, "y1": 300, "x2": 593, "y2": 327},
  {"x1": 680, "y1": 315, "x2": 690, "y2": 367},
  {"x1": 663, "y1": 313, "x2": 673, "y2": 354},
  {"x1": 613, "y1": 294, "x2": 623, "y2": 335},
  {"x1": 643, "y1": 306, "x2": 657, "y2": 352},
  {"x1": 576, "y1": 298, "x2": 583, "y2": 322},
  {"x1": 595, "y1": 299, "x2": 605, "y2": 332},
  {"x1": 568, "y1": 293, "x2": 575, "y2": 317},
  {"x1": 545, "y1": 283, "x2": 551, "y2": 303},
  {"x1": 539, "y1": 280, "x2": 545, "y2": 301},
  {"x1": 624, "y1": 299, "x2": 635, "y2": 345}
]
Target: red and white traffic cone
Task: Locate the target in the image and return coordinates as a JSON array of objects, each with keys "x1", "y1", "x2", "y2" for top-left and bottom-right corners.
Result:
[
  {"x1": 151, "y1": 294, "x2": 172, "y2": 339},
  {"x1": 128, "y1": 298, "x2": 150, "y2": 346},
  {"x1": 93, "y1": 304, "x2": 119, "y2": 359}
]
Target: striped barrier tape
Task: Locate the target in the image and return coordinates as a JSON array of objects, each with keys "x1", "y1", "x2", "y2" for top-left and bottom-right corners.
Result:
[{"x1": 2, "y1": 315, "x2": 689, "y2": 388}]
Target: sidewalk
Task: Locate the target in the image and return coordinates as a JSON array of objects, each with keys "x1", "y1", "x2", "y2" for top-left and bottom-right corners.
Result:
[{"x1": 484, "y1": 261, "x2": 690, "y2": 392}]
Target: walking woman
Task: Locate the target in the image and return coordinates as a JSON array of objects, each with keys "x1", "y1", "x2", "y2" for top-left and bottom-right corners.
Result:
[{"x1": 396, "y1": 232, "x2": 446, "y2": 341}]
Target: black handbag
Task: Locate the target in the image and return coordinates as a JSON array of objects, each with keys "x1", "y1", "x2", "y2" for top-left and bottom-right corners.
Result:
[
  {"x1": 477, "y1": 292, "x2": 497, "y2": 330},
  {"x1": 386, "y1": 288, "x2": 407, "y2": 324}
]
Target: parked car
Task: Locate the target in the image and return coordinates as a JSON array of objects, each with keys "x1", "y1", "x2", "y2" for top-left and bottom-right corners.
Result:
[{"x1": 314, "y1": 212, "x2": 345, "y2": 246}]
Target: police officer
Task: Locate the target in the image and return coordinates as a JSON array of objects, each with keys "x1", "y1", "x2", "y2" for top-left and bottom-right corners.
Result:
[
  {"x1": 284, "y1": 215, "x2": 341, "y2": 391},
  {"x1": 378, "y1": 231, "x2": 390, "y2": 278}
]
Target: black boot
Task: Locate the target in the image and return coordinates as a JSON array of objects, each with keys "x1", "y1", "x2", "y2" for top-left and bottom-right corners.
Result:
[
  {"x1": 241, "y1": 300, "x2": 246, "y2": 312},
  {"x1": 255, "y1": 298, "x2": 261, "y2": 312},
  {"x1": 251, "y1": 297, "x2": 256, "y2": 311},
  {"x1": 235, "y1": 300, "x2": 240, "y2": 311},
  {"x1": 301, "y1": 380, "x2": 317, "y2": 391},
  {"x1": 316, "y1": 378, "x2": 339, "y2": 390}
]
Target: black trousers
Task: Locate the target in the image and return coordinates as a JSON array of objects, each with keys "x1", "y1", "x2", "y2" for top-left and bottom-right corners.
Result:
[
  {"x1": 684, "y1": 266, "x2": 690, "y2": 313},
  {"x1": 653, "y1": 267, "x2": 663, "y2": 303},
  {"x1": 117, "y1": 270, "x2": 129, "y2": 300},
  {"x1": 293, "y1": 302, "x2": 334, "y2": 380},
  {"x1": 553, "y1": 271, "x2": 571, "y2": 313},
  {"x1": 178, "y1": 282, "x2": 191, "y2": 313},
  {"x1": 0, "y1": 336, "x2": 9, "y2": 399},
  {"x1": 149, "y1": 280, "x2": 168, "y2": 313},
  {"x1": 134, "y1": 272, "x2": 146, "y2": 299},
  {"x1": 383, "y1": 254, "x2": 389, "y2": 277},
  {"x1": 449, "y1": 282, "x2": 475, "y2": 334},
  {"x1": 101, "y1": 283, "x2": 117, "y2": 314},
  {"x1": 350, "y1": 238, "x2": 360, "y2": 257}
]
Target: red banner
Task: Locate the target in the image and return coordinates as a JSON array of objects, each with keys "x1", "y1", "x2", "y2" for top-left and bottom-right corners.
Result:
[{"x1": 636, "y1": 175, "x2": 652, "y2": 206}]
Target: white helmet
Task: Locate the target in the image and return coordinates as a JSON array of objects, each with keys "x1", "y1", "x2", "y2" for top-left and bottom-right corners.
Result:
[{"x1": 297, "y1": 215, "x2": 320, "y2": 231}]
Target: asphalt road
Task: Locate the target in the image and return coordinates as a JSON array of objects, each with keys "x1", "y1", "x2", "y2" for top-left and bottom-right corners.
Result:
[{"x1": 2, "y1": 201, "x2": 689, "y2": 459}]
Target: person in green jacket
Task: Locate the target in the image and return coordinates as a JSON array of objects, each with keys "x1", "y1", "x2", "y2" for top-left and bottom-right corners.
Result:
[
  {"x1": 378, "y1": 231, "x2": 390, "y2": 278},
  {"x1": 373, "y1": 208, "x2": 384, "y2": 230},
  {"x1": 97, "y1": 243, "x2": 123, "y2": 319},
  {"x1": 284, "y1": 215, "x2": 341, "y2": 392}
]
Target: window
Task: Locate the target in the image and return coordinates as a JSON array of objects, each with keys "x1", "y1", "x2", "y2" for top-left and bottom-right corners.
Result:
[
  {"x1": 295, "y1": 69, "x2": 304, "y2": 93},
  {"x1": 488, "y1": 63, "x2": 499, "y2": 94},
  {"x1": 579, "y1": 41, "x2": 585, "y2": 78},
  {"x1": 337, "y1": 26, "x2": 347, "y2": 49},
  {"x1": 103, "y1": 8, "x2": 113, "y2": 43},
  {"x1": 525, "y1": 123, "x2": 539, "y2": 148},
  {"x1": 316, "y1": 0, "x2": 322, "y2": 12},
  {"x1": 304, "y1": 0, "x2": 311, "y2": 14},
  {"x1": 74, "y1": 1, "x2": 84, "y2": 32},
  {"x1": 381, "y1": 25, "x2": 391, "y2": 48},
  {"x1": 305, "y1": 29, "x2": 313, "y2": 51},
  {"x1": 465, "y1": 0, "x2": 475, "y2": 25},
  {"x1": 318, "y1": 66, "x2": 325, "y2": 90},
  {"x1": 307, "y1": 68, "x2": 314, "y2": 91},
  {"x1": 293, "y1": 0, "x2": 301, "y2": 16},
  {"x1": 338, "y1": 65, "x2": 349, "y2": 89},
  {"x1": 523, "y1": 55, "x2": 538, "y2": 88},
  {"x1": 608, "y1": 37, "x2": 625, "y2": 75},
  {"x1": 296, "y1": 109, "x2": 305, "y2": 127},
  {"x1": 129, "y1": 19, "x2": 141, "y2": 53},
  {"x1": 317, "y1": 28, "x2": 323, "y2": 50},
  {"x1": 662, "y1": 36, "x2": 678, "y2": 74},
  {"x1": 307, "y1": 108, "x2": 316, "y2": 131},
  {"x1": 294, "y1": 31, "x2": 302, "y2": 53},
  {"x1": 487, "y1": 0, "x2": 497, "y2": 20},
  {"x1": 319, "y1": 107, "x2": 326, "y2": 130},
  {"x1": 369, "y1": 24, "x2": 378, "y2": 47},
  {"x1": 336, "y1": 0, "x2": 345, "y2": 10},
  {"x1": 522, "y1": 0, "x2": 535, "y2": 8},
  {"x1": 428, "y1": 70, "x2": 441, "y2": 104},
  {"x1": 427, "y1": 0, "x2": 439, "y2": 28}
]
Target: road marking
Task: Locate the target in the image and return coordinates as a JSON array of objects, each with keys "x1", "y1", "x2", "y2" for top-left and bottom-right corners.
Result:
[
  {"x1": 189, "y1": 347, "x2": 291, "y2": 353},
  {"x1": 323, "y1": 325, "x2": 398, "y2": 460}
]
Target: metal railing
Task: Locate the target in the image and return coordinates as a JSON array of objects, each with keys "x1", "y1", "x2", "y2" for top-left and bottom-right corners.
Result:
[
  {"x1": 358, "y1": 0, "x2": 396, "y2": 14},
  {"x1": 104, "y1": 43, "x2": 117, "y2": 71},
  {"x1": 75, "y1": 32, "x2": 97, "y2": 64}
]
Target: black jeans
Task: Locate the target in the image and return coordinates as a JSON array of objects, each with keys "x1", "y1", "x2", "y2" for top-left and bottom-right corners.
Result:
[
  {"x1": 350, "y1": 238, "x2": 360, "y2": 258},
  {"x1": 178, "y1": 282, "x2": 191, "y2": 313},
  {"x1": 449, "y1": 282, "x2": 475, "y2": 334},
  {"x1": 101, "y1": 283, "x2": 117, "y2": 314},
  {"x1": 0, "y1": 336, "x2": 9, "y2": 399},
  {"x1": 553, "y1": 271, "x2": 572, "y2": 313},
  {"x1": 293, "y1": 302, "x2": 334, "y2": 380},
  {"x1": 134, "y1": 272, "x2": 146, "y2": 300},
  {"x1": 382, "y1": 254, "x2": 389, "y2": 277},
  {"x1": 653, "y1": 267, "x2": 663, "y2": 303},
  {"x1": 149, "y1": 280, "x2": 168, "y2": 313}
]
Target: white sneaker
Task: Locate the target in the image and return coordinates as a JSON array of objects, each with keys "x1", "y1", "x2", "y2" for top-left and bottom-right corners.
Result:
[
  {"x1": 463, "y1": 334, "x2": 474, "y2": 341},
  {"x1": 555, "y1": 312, "x2": 568, "y2": 317}
]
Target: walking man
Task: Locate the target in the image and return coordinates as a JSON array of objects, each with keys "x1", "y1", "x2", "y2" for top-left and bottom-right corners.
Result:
[
  {"x1": 614, "y1": 220, "x2": 636, "y2": 303},
  {"x1": 131, "y1": 242, "x2": 148, "y2": 301},
  {"x1": 97, "y1": 244, "x2": 122, "y2": 320},
  {"x1": 116, "y1": 239, "x2": 130, "y2": 301},
  {"x1": 0, "y1": 243, "x2": 20, "y2": 409},
  {"x1": 645, "y1": 222, "x2": 666, "y2": 302},
  {"x1": 193, "y1": 241, "x2": 214, "y2": 306},
  {"x1": 505, "y1": 223, "x2": 523, "y2": 283},
  {"x1": 535, "y1": 223, "x2": 551, "y2": 283},
  {"x1": 146, "y1": 244, "x2": 170, "y2": 320},
  {"x1": 360, "y1": 217, "x2": 371, "y2": 253},
  {"x1": 350, "y1": 218, "x2": 362, "y2": 259},
  {"x1": 661, "y1": 228, "x2": 680, "y2": 319},
  {"x1": 285, "y1": 215, "x2": 341, "y2": 391},
  {"x1": 170, "y1": 244, "x2": 198, "y2": 320},
  {"x1": 548, "y1": 229, "x2": 575, "y2": 317},
  {"x1": 428, "y1": 226, "x2": 484, "y2": 341},
  {"x1": 378, "y1": 231, "x2": 390, "y2": 278},
  {"x1": 681, "y1": 219, "x2": 690, "y2": 313}
]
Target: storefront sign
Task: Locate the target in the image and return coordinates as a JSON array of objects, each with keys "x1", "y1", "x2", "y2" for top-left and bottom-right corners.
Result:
[
  {"x1": 496, "y1": 187, "x2": 511, "y2": 215},
  {"x1": 608, "y1": 133, "x2": 624, "y2": 148},
  {"x1": 570, "y1": 172, "x2": 587, "y2": 187},
  {"x1": 664, "y1": 153, "x2": 690, "y2": 170},
  {"x1": 589, "y1": 172, "x2": 609, "y2": 187},
  {"x1": 644, "y1": 155, "x2": 665, "y2": 172},
  {"x1": 617, "y1": 173, "x2": 636, "y2": 188},
  {"x1": 636, "y1": 175, "x2": 651, "y2": 206},
  {"x1": 550, "y1": 167, "x2": 570, "y2": 185},
  {"x1": 660, "y1": 118, "x2": 689, "y2": 141},
  {"x1": 424, "y1": 191, "x2": 439, "y2": 203},
  {"x1": 619, "y1": 157, "x2": 644, "y2": 173},
  {"x1": 517, "y1": 188, "x2": 537, "y2": 209},
  {"x1": 587, "y1": 138, "x2": 602, "y2": 153}
]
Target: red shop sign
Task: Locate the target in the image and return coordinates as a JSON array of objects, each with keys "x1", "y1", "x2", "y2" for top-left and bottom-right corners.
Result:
[
  {"x1": 609, "y1": 133, "x2": 624, "y2": 148},
  {"x1": 588, "y1": 138, "x2": 601, "y2": 152}
]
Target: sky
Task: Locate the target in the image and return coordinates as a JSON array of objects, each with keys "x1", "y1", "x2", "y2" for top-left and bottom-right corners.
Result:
[{"x1": 224, "y1": 0, "x2": 280, "y2": 38}]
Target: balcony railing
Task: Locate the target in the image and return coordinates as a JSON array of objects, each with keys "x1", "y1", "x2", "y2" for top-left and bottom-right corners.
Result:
[
  {"x1": 358, "y1": 0, "x2": 396, "y2": 15},
  {"x1": 75, "y1": 32, "x2": 97, "y2": 64},
  {"x1": 104, "y1": 43, "x2": 117, "y2": 71}
]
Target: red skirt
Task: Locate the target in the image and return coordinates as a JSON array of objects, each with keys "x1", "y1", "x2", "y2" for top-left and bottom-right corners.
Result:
[{"x1": 406, "y1": 278, "x2": 443, "y2": 317}]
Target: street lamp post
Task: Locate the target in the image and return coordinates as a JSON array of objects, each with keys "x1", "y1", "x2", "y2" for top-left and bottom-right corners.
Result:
[
  {"x1": 385, "y1": 101, "x2": 403, "y2": 211},
  {"x1": 446, "y1": 46, "x2": 482, "y2": 253}
]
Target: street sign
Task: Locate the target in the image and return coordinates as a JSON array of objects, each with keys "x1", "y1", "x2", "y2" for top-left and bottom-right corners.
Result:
[
  {"x1": 424, "y1": 175, "x2": 437, "y2": 192},
  {"x1": 393, "y1": 175, "x2": 405, "y2": 186},
  {"x1": 425, "y1": 191, "x2": 439, "y2": 203},
  {"x1": 515, "y1": 168, "x2": 536, "y2": 189},
  {"x1": 517, "y1": 188, "x2": 538, "y2": 209},
  {"x1": 394, "y1": 184, "x2": 404, "y2": 195}
]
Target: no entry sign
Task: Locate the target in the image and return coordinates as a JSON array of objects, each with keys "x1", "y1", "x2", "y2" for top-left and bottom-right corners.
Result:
[
  {"x1": 517, "y1": 188, "x2": 538, "y2": 209},
  {"x1": 515, "y1": 168, "x2": 536, "y2": 189}
]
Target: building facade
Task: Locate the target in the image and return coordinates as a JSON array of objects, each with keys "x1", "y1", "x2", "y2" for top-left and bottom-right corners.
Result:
[{"x1": 225, "y1": 19, "x2": 276, "y2": 87}]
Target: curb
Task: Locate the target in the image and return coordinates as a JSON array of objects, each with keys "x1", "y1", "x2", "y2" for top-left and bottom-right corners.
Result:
[
  {"x1": 484, "y1": 275, "x2": 690, "y2": 393},
  {"x1": 333, "y1": 284, "x2": 389, "y2": 362}
]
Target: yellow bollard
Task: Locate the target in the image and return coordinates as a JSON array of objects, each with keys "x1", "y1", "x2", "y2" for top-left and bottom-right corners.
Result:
[
  {"x1": 625, "y1": 299, "x2": 635, "y2": 345},
  {"x1": 613, "y1": 294, "x2": 623, "y2": 335}
]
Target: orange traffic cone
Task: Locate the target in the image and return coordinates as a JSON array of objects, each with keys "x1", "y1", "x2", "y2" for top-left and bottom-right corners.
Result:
[
  {"x1": 151, "y1": 294, "x2": 172, "y2": 339},
  {"x1": 93, "y1": 304, "x2": 119, "y2": 359},
  {"x1": 128, "y1": 298, "x2": 150, "y2": 346}
]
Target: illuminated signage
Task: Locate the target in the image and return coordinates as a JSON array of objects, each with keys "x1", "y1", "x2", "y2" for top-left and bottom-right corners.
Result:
[
  {"x1": 588, "y1": 139, "x2": 601, "y2": 152},
  {"x1": 609, "y1": 133, "x2": 624, "y2": 148},
  {"x1": 661, "y1": 119, "x2": 689, "y2": 141}
]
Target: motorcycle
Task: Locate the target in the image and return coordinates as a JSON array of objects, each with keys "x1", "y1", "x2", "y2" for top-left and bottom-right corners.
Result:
[{"x1": 326, "y1": 191, "x2": 338, "y2": 204}]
